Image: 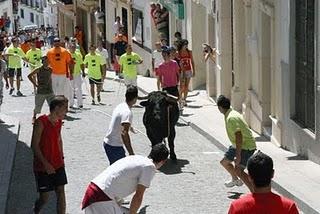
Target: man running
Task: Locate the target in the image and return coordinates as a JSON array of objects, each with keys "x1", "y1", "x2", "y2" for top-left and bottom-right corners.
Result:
[
  {"x1": 26, "y1": 38, "x2": 42, "y2": 93},
  {"x1": 4, "y1": 37, "x2": 28, "y2": 96},
  {"x1": 82, "y1": 143, "x2": 169, "y2": 214},
  {"x1": 103, "y1": 86, "x2": 138, "y2": 165},
  {"x1": 83, "y1": 44, "x2": 106, "y2": 105},
  {"x1": 46, "y1": 37, "x2": 74, "y2": 98},
  {"x1": 119, "y1": 44, "x2": 143, "y2": 87},
  {"x1": 31, "y1": 95, "x2": 68, "y2": 214},
  {"x1": 69, "y1": 43, "x2": 85, "y2": 108}
]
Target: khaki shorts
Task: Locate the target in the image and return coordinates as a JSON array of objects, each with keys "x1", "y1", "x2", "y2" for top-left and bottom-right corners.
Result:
[{"x1": 34, "y1": 93, "x2": 55, "y2": 114}]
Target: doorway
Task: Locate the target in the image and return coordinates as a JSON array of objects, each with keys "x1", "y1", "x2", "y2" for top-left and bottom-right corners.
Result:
[{"x1": 121, "y1": 7, "x2": 128, "y2": 36}]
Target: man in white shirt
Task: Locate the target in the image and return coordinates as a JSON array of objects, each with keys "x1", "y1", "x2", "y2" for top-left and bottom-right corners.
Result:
[
  {"x1": 103, "y1": 86, "x2": 138, "y2": 165},
  {"x1": 113, "y1": 16, "x2": 123, "y2": 36},
  {"x1": 94, "y1": 7, "x2": 105, "y2": 36},
  {"x1": 82, "y1": 143, "x2": 169, "y2": 214},
  {"x1": 96, "y1": 40, "x2": 110, "y2": 92},
  {"x1": 152, "y1": 42, "x2": 164, "y2": 90}
]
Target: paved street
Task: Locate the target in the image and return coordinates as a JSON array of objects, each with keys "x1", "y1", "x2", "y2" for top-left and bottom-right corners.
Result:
[{"x1": 5, "y1": 69, "x2": 248, "y2": 213}]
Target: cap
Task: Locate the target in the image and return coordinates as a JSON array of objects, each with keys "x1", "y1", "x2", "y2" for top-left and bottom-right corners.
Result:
[{"x1": 53, "y1": 37, "x2": 60, "y2": 42}]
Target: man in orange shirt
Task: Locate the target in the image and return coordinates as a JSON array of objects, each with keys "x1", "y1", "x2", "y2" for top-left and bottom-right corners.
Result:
[{"x1": 46, "y1": 37, "x2": 74, "y2": 99}]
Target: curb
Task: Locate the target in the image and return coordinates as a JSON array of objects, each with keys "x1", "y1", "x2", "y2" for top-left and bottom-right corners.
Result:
[{"x1": 0, "y1": 114, "x2": 20, "y2": 214}]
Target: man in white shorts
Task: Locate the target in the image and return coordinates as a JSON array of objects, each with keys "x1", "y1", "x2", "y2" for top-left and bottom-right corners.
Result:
[
  {"x1": 119, "y1": 44, "x2": 143, "y2": 87},
  {"x1": 82, "y1": 143, "x2": 169, "y2": 214}
]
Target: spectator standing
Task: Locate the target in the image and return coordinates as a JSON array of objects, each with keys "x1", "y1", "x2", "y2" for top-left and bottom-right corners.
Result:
[
  {"x1": 217, "y1": 95, "x2": 256, "y2": 192},
  {"x1": 46, "y1": 37, "x2": 74, "y2": 98},
  {"x1": 4, "y1": 37, "x2": 28, "y2": 96},
  {"x1": 119, "y1": 44, "x2": 143, "y2": 87},
  {"x1": 31, "y1": 95, "x2": 68, "y2": 214},
  {"x1": 0, "y1": 16, "x2": 5, "y2": 31},
  {"x1": 74, "y1": 26, "x2": 85, "y2": 56},
  {"x1": 152, "y1": 42, "x2": 163, "y2": 90},
  {"x1": 96, "y1": 40, "x2": 111, "y2": 91},
  {"x1": 113, "y1": 16, "x2": 123, "y2": 36},
  {"x1": 69, "y1": 44, "x2": 85, "y2": 108},
  {"x1": 94, "y1": 7, "x2": 105, "y2": 37},
  {"x1": 157, "y1": 48, "x2": 180, "y2": 97},
  {"x1": 228, "y1": 151, "x2": 299, "y2": 214},
  {"x1": 102, "y1": 86, "x2": 138, "y2": 165},
  {"x1": 28, "y1": 56, "x2": 55, "y2": 124},
  {"x1": 82, "y1": 144, "x2": 169, "y2": 214},
  {"x1": 178, "y1": 39, "x2": 195, "y2": 106},
  {"x1": 4, "y1": 17, "x2": 11, "y2": 32},
  {"x1": 83, "y1": 44, "x2": 106, "y2": 105}
]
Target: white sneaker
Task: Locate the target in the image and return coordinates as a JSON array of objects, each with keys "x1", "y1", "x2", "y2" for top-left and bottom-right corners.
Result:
[{"x1": 224, "y1": 179, "x2": 242, "y2": 188}]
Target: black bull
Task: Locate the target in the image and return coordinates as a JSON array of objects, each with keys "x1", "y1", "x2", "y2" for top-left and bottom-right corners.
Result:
[{"x1": 140, "y1": 91, "x2": 180, "y2": 160}]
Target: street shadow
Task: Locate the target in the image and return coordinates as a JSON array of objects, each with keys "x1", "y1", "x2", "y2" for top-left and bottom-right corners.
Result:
[
  {"x1": 186, "y1": 91, "x2": 200, "y2": 98},
  {"x1": 185, "y1": 105, "x2": 203, "y2": 109},
  {"x1": 101, "y1": 90, "x2": 115, "y2": 93},
  {"x1": 176, "y1": 121, "x2": 190, "y2": 127},
  {"x1": 180, "y1": 113, "x2": 193, "y2": 117},
  {"x1": 7, "y1": 141, "x2": 56, "y2": 213},
  {"x1": 287, "y1": 155, "x2": 308, "y2": 160},
  {"x1": 227, "y1": 191, "x2": 244, "y2": 199},
  {"x1": 255, "y1": 136, "x2": 269, "y2": 142},
  {"x1": 64, "y1": 115, "x2": 81, "y2": 121},
  {"x1": 11, "y1": 94, "x2": 28, "y2": 98},
  {"x1": 159, "y1": 159, "x2": 194, "y2": 175},
  {"x1": 138, "y1": 205, "x2": 149, "y2": 214}
]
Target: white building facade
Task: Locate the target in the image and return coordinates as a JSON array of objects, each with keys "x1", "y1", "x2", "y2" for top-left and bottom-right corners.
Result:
[{"x1": 18, "y1": 0, "x2": 45, "y2": 28}]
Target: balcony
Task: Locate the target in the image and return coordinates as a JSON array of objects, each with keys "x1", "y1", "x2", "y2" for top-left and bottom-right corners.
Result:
[
  {"x1": 57, "y1": 0, "x2": 72, "y2": 4},
  {"x1": 56, "y1": 0, "x2": 73, "y2": 11}
]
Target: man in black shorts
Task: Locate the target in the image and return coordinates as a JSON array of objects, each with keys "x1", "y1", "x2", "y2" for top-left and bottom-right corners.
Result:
[
  {"x1": 83, "y1": 44, "x2": 106, "y2": 104},
  {"x1": 31, "y1": 96, "x2": 68, "y2": 213},
  {"x1": 4, "y1": 37, "x2": 28, "y2": 96}
]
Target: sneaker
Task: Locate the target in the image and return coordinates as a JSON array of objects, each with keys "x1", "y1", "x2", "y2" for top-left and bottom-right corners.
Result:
[
  {"x1": 79, "y1": 105, "x2": 83, "y2": 108},
  {"x1": 224, "y1": 179, "x2": 241, "y2": 188},
  {"x1": 9, "y1": 88, "x2": 14, "y2": 95},
  {"x1": 91, "y1": 100, "x2": 95, "y2": 105},
  {"x1": 16, "y1": 91, "x2": 23, "y2": 96},
  {"x1": 97, "y1": 95, "x2": 101, "y2": 103}
]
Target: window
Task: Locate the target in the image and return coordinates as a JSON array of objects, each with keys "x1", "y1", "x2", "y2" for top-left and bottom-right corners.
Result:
[
  {"x1": 132, "y1": 8, "x2": 143, "y2": 46},
  {"x1": 294, "y1": 0, "x2": 315, "y2": 132},
  {"x1": 30, "y1": 12, "x2": 34, "y2": 23},
  {"x1": 20, "y1": 9, "x2": 24, "y2": 19}
]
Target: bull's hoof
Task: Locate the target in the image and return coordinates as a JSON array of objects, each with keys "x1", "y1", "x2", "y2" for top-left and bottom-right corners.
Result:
[{"x1": 170, "y1": 153, "x2": 177, "y2": 161}]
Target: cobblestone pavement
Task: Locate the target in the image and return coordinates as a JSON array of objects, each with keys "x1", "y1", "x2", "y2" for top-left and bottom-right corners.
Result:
[{"x1": 5, "y1": 69, "x2": 248, "y2": 214}]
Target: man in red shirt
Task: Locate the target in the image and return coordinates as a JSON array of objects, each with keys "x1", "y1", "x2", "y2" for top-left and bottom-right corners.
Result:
[
  {"x1": 31, "y1": 95, "x2": 68, "y2": 214},
  {"x1": 228, "y1": 151, "x2": 299, "y2": 214}
]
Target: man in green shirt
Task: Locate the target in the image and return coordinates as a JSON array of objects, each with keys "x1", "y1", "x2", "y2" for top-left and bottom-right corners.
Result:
[
  {"x1": 26, "y1": 39, "x2": 42, "y2": 94},
  {"x1": 119, "y1": 44, "x2": 143, "y2": 87},
  {"x1": 217, "y1": 95, "x2": 256, "y2": 192},
  {"x1": 83, "y1": 44, "x2": 106, "y2": 105},
  {"x1": 69, "y1": 44, "x2": 85, "y2": 108},
  {"x1": 4, "y1": 37, "x2": 28, "y2": 96}
]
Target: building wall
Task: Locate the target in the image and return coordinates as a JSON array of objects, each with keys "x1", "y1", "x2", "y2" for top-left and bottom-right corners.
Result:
[
  {"x1": 18, "y1": 4, "x2": 44, "y2": 28},
  {"x1": 43, "y1": 3, "x2": 57, "y2": 27},
  {"x1": 279, "y1": 0, "x2": 320, "y2": 164}
]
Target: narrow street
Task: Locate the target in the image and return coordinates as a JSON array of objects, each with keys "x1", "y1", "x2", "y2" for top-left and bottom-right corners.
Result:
[{"x1": 5, "y1": 70, "x2": 247, "y2": 214}]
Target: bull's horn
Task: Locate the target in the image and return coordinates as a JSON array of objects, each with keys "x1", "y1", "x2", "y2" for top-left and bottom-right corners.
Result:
[
  {"x1": 166, "y1": 93, "x2": 178, "y2": 101},
  {"x1": 137, "y1": 95, "x2": 149, "y2": 100}
]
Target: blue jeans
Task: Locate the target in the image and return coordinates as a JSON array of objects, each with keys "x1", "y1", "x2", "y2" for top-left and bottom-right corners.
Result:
[{"x1": 103, "y1": 143, "x2": 125, "y2": 165}]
